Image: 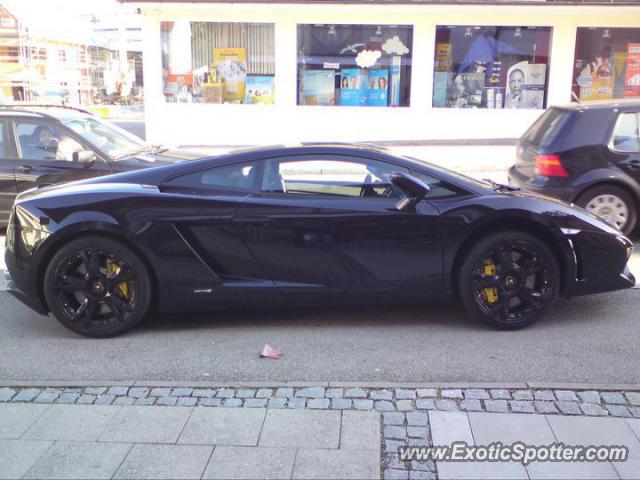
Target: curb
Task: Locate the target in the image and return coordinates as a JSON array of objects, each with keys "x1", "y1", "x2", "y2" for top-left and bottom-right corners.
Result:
[{"x1": 1, "y1": 379, "x2": 640, "y2": 391}]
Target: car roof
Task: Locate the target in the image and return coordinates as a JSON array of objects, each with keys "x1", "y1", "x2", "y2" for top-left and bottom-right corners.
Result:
[
  {"x1": 0, "y1": 105, "x2": 93, "y2": 122},
  {"x1": 554, "y1": 98, "x2": 640, "y2": 112}
]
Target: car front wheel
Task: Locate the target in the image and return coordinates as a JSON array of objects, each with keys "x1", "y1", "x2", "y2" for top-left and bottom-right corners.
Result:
[
  {"x1": 44, "y1": 236, "x2": 152, "y2": 338},
  {"x1": 576, "y1": 185, "x2": 637, "y2": 235},
  {"x1": 457, "y1": 231, "x2": 560, "y2": 330}
]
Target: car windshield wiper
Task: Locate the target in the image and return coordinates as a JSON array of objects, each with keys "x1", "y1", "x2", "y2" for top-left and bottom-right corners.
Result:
[
  {"x1": 483, "y1": 178, "x2": 520, "y2": 192},
  {"x1": 114, "y1": 145, "x2": 167, "y2": 160}
]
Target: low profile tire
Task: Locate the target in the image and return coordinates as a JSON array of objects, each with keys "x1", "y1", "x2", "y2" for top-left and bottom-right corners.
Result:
[
  {"x1": 576, "y1": 184, "x2": 637, "y2": 235},
  {"x1": 44, "y1": 236, "x2": 152, "y2": 338},
  {"x1": 457, "y1": 230, "x2": 560, "y2": 330}
]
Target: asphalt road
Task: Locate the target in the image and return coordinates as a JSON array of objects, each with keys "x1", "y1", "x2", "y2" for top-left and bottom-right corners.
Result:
[{"x1": 1, "y1": 288, "x2": 639, "y2": 384}]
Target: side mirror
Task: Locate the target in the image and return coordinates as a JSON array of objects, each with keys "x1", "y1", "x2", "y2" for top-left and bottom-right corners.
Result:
[
  {"x1": 390, "y1": 172, "x2": 431, "y2": 212},
  {"x1": 73, "y1": 150, "x2": 97, "y2": 164}
]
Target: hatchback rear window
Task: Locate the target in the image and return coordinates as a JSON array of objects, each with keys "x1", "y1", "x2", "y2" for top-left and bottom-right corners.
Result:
[{"x1": 521, "y1": 107, "x2": 570, "y2": 147}]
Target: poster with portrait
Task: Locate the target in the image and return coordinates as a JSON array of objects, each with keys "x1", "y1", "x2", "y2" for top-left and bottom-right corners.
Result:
[
  {"x1": 300, "y1": 70, "x2": 335, "y2": 105},
  {"x1": 213, "y1": 47, "x2": 247, "y2": 103},
  {"x1": 624, "y1": 44, "x2": 640, "y2": 98},
  {"x1": 504, "y1": 62, "x2": 546, "y2": 110},
  {"x1": 244, "y1": 76, "x2": 275, "y2": 104},
  {"x1": 366, "y1": 69, "x2": 389, "y2": 107},
  {"x1": 448, "y1": 72, "x2": 484, "y2": 108},
  {"x1": 339, "y1": 68, "x2": 365, "y2": 106}
]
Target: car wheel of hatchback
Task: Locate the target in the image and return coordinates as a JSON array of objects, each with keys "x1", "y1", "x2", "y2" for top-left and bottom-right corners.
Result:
[
  {"x1": 458, "y1": 231, "x2": 560, "y2": 330},
  {"x1": 44, "y1": 236, "x2": 152, "y2": 338},
  {"x1": 576, "y1": 185, "x2": 637, "y2": 235}
]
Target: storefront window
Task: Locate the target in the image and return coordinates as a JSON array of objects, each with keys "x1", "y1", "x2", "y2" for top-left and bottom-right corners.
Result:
[
  {"x1": 160, "y1": 21, "x2": 275, "y2": 104},
  {"x1": 573, "y1": 28, "x2": 640, "y2": 102},
  {"x1": 433, "y1": 26, "x2": 551, "y2": 109},
  {"x1": 297, "y1": 24, "x2": 413, "y2": 107}
]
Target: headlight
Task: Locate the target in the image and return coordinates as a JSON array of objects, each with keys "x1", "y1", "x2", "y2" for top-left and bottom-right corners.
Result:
[{"x1": 616, "y1": 235, "x2": 634, "y2": 259}]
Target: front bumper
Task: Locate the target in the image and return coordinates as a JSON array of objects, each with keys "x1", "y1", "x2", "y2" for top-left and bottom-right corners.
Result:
[{"x1": 564, "y1": 230, "x2": 635, "y2": 297}]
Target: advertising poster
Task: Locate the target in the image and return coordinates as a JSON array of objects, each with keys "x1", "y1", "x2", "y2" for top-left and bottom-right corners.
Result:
[
  {"x1": 449, "y1": 72, "x2": 484, "y2": 108},
  {"x1": 613, "y1": 51, "x2": 628, "y2": 98},
  {"x1": 213, "y1": 47, "x2": 247, "y2": 103},
  {"x1": 244, "y1": 76, "x2": 275, "y2": 104},
  {"x1": 504, "y1": 62, "x2": 546, "y2": 109},
  {"x1": 366, "y1": 69, "x2": 389, "y2": 107},
  {"x1": 339, "y1": 68, "x2": 365, "y2": 106},
  {"x1": 433, "y1": 71, "x2": 450, "y2": 107},
  {"x1": 435, "y1": 43, "x2": 452, "y2": 72},
  {"x1": 300, "y1": 70, "x2": 335, "y2": 105},
  {"x1": 390, "y1": 56, "x2": 402, "y2": 107},
  {"x1": 624, "y1": 43, "x2": 640, "y2": 98}
]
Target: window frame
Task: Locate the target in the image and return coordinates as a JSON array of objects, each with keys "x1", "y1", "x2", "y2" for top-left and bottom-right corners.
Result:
[
  {"x1": 257, "y1": 154, "x2": 411, "y2": 201},
  {"x1": 607, "y1": 111, "x2": 640, "y2": 154},
  {"x1": 11, "y1": 119, "x2": 94, "y2": 162},
  {"x1": 163, "y1": 159, "x2": 264, "y2": 195}
]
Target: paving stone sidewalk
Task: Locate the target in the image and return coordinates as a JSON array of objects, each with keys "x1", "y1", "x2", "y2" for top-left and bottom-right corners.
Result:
[{"x1": 3, "y1": 385, "x2": 640, "y2": 479}]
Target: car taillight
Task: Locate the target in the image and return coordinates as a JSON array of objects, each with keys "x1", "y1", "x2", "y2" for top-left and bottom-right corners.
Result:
[{"x1": 535, "y1": 154, "x2": 568, "y2": 177}]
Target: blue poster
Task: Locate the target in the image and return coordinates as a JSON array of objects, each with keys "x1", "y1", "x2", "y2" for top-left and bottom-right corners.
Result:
[
  {"x1": 339, "y1": 68, "x2": 365, "y2": 106},
  {"x1": 366, "y1": 69, "x2": 389, "y2": 107}
]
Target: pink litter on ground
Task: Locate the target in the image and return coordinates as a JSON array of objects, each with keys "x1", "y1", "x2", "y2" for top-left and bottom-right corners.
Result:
[{"x1": 260, "y1": 344, "x2": 284, "y2": 359}]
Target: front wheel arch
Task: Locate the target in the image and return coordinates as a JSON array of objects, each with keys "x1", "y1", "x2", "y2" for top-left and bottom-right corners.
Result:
[
  {"x1": 450, "y1": 219, "x2": 572, "y2": 298},
  {"x1": 37, "y1": 229, "x2": 159, "y2": 316}
]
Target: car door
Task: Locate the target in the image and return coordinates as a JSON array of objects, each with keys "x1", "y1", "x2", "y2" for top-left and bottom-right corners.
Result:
[
  {"x1": 236, "y1": 154, "x2": 444, "y2": 295},
  {"x1": 0, "y1": 119, "x2": 17, "y2": 222},
  {"x1": 11, "y1": 119, "x2": 113, "y2": 194},
  {"x1": 607, "y1": 111, "x2": 640, "y2": 183},
  {"x1": 159, "y1": 159, "x2": 277, "y2": 294}
]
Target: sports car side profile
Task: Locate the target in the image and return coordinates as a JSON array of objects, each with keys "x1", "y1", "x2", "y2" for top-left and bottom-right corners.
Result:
[{"x1": 4, "y1": 144, "x2": 636, "y2": 337}]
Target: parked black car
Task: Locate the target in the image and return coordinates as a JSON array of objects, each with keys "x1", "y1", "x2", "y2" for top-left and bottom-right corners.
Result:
[
  {"x1": 5, "y1": 144, "x2": 634, "y2": 337},
  {"x1": 0, "y1": 105, "x2": 206, "y2": 225},
  {"x1": 509, "y1": 99, "x2": 640, "y2": 234}
]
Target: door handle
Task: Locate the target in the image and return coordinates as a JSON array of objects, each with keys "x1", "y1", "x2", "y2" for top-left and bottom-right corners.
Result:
[
  {"x1": 17, "y1": 165, "x2": 32, "y2": 173},
  {"x1": 232, "y1": 216, "x2": 271, "y2": 225}
]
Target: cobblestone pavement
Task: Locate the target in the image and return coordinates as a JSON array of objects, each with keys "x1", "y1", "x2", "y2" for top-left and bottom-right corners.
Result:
[{"x1": 3, "y1": 385, "x2": 640, "y2": 479}]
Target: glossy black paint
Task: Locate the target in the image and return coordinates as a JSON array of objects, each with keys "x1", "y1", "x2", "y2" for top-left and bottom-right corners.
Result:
[
  {"x1": 4, "y1": 145, "x2": 635, "y2": 318},
  {"x1": 0, "y1": 107, "x2": 206, "y2": 224},
  {"x1": 508, "y1": 99, "x2": 640, "y2": 207}
]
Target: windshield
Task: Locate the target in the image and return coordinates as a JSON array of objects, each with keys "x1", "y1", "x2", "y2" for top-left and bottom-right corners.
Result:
[{"x1": 65, "y1": 117, "x2": 147, "y2": 159}]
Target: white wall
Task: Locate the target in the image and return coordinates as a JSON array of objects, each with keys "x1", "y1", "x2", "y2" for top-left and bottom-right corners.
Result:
[{"x1": 135, "y1": 2, "x2": 640, "y2": 146}]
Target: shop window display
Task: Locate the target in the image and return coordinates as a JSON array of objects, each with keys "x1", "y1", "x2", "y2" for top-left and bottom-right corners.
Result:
[
  {"x1": 573, "y1": 28, "x2": 640, "y2": 102},
  {"x1": 297, "y1": 24, "x2": 413, "y2": 107},
  {"x1": 160, "y1": 21, "x2": 275, "y2": 104},
  {"x1": 433, "y1": 25, "x2": 551, "y2": 109}
]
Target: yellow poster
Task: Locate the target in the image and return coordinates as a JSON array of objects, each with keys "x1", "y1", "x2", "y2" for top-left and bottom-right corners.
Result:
[
  {"x1": 435, "y1": 43, "x2": 452, "y2": 72},
  {"x1": 213, "y1": 47, "x2": 247, "y2": 103}
]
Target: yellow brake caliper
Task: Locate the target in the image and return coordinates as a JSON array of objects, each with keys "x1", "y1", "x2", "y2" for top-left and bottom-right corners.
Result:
[
  {"x1": 107, "y1": 262, "x2": 129, "y2": 300},
  {"x1": 481, "y1": 259, "x2": 498, "y2": 305}
]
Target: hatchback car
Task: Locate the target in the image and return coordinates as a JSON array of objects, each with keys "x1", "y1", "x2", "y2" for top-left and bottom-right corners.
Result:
[
  {"x1": 0, "y1": 105, "x2": 206, "y2": 225},
  {"x1": 508, "y1": 99, "x2": 640, "y2": 234}
]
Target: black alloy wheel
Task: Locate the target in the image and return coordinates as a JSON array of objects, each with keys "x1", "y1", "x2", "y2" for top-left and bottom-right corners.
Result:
[
  {"x1": 458, "y1": 230, "x2": 559, "y2": 329},
  {"x1": 44, "y1": 237, "x2": 152, "y2": 337}
]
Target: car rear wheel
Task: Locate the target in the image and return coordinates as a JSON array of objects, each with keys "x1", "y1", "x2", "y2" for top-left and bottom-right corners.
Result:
[
  {"x1": 457, "y1": 231, "x2": 559, "y2": 330},
  {"x1": 44, "y1": 236, "x2": 152, "y2": 338},
  {"x1": 576, "y1": 185, "x2": 637, "y2": 235}
]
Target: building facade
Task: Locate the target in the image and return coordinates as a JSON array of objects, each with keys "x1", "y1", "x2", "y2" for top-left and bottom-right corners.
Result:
[{"x1": 125, "y1": 0, "x2": 640, "y2": 145}]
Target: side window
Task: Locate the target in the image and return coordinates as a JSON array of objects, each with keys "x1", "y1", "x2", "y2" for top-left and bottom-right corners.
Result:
[
  {"x1": 610, "y1": 113, "x2": 640, "y2": 153},
  {"x1": 15, "y1": 122, "x2": 83, "y2": 161},
  {"x1": 167, "y1": 161, "x2": 258, "y2": 192},
  {"x1": 261, "y1": 157, "x2": 408, "y2": 199},
  {"x1": 411, "y1": 171, "x2": 465, "y2": 199}
]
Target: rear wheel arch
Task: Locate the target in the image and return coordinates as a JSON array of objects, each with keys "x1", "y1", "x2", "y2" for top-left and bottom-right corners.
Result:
[
  {"x1": 450, "y1": 217, "x2": 572, "y2": 297},
  {"x1": 37, "y1": 229, "x2": 159, "y2": 314}
]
